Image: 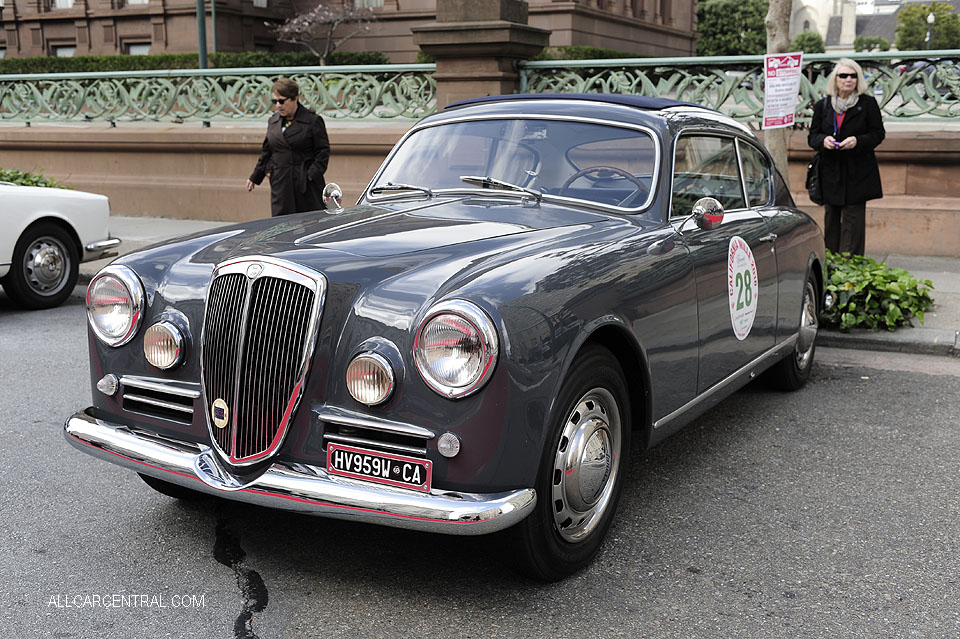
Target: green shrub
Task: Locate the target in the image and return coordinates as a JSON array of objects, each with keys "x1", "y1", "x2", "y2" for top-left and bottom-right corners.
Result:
[
  {"x1": 821, "y1": 250, "x2": 934, "y2": 331},
  {"x1": 532, "y1": 46, "x2": 643, "y2": 61},
  {"x1": 0, "y1": 50, "x2": 391, "y2": 75},
  {"x1": 0, "y1": 168, "x2": 69, "y2": 188},
  {"x1": 854, "y1": 35, "x2": 891, "y2": 52},
  {"x1": 790, "y1": 30, "x2": 826, "y2": 54}
]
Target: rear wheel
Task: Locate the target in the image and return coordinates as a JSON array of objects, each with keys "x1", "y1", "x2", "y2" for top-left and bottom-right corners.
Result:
[
  {"x1": 2, "y1": 222, "x2": 79, "y2": 310},
  {"x1": 510, "y1": 345, "x2": 632, "y2": 581},
  {"x1": 766, "y1": 273, "x2": 818, "y2": 390}
]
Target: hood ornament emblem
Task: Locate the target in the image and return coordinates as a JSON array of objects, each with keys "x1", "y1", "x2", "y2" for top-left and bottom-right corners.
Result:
[
  {"x1": 211, "y1": 398, "x2": 230, "y2": 429},
  {"x1": 246, "y1": 263, "x2": 263, "y2": 279}
]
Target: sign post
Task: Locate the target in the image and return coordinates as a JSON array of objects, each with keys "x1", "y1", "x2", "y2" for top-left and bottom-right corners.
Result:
[{"x1": 762, "y1": 52, "x2": 804, "y2": 130}]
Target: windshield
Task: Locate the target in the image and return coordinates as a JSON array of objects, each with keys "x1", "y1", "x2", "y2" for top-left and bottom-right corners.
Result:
[{"x1": 370, "y1": 118, "x2": 658, "y2": 210}]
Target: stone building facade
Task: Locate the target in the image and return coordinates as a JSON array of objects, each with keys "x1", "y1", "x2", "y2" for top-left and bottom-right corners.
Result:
[{"x1": 0, "y1": 0, "x2": 696, "y2": 60}]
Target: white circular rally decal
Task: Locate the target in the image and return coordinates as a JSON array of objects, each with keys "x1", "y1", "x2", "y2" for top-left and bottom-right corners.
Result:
[{"x1": 728, "y1": 236, "x2": 759, "y2": 341}]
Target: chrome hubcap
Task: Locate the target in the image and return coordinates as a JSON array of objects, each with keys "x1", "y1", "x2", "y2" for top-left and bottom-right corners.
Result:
[
  {"x1": 795, "y1": 281, "x2": 818, "y2": 369},
  {"x1": 23, "y1": 236, "x2": 69, "y2": 296},
  {"x1": 551, "y1": 387, "x2": 621, "y2": 543}
]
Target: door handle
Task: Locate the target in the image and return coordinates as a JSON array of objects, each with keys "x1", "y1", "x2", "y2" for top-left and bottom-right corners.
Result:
[{"x1": 759, "y1": 233, "x2": 778, "y2": 243}]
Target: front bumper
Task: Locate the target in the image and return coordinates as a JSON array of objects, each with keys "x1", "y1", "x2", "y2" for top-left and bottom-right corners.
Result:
[{"x1": 64, "y1": 408, "x2": 536, "y2": 535}]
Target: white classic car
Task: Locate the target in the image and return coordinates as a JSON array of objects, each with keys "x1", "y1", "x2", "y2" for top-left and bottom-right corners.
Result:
[{"x1": 0, "y1": 182, "x2": 120, "y2": 309}]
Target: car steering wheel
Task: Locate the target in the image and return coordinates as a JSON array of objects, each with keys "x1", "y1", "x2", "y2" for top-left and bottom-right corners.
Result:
[{"x1": 559, "y1": 165, "x2": 647, "y2": 205}]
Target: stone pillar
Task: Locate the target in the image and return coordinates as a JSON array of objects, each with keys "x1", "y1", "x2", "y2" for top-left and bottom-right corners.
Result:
[{"x1": 412, "y1": 0, "x2": 551, "y2": 108}]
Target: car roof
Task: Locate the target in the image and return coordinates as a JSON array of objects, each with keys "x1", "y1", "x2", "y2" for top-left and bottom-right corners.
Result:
[{"x1": 445, "y1": 93, "x2": 714, "y2": 112}]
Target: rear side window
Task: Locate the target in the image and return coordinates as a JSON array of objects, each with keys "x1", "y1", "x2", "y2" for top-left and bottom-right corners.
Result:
[{"x1": 671, "y1": 135, "x2": 745, "y2": 217}]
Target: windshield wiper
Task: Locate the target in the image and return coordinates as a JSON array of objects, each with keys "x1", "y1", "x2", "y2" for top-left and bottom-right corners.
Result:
[
  {"x1": 460, "y1": 175, "x2": 542, "y2": 203},
  {"x1": 369, "y1": 181, "x2": 434, "y2": 197}
]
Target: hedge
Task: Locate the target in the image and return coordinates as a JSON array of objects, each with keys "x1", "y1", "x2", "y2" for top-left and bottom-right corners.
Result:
[{"x1": 0, "y1": 50, "x2": 391, "y2": 75}]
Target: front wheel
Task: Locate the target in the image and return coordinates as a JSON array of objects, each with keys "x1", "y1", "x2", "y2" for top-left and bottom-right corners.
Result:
[
  {"x1": 1, "y1": 222, "x2": 79, "y2": 310},
  {"x1": 766, "y1": 273, "x2": 819, "y2": 390},
  {"x1": 510, "y1": 345, "x2": 632, "y2": 581}
]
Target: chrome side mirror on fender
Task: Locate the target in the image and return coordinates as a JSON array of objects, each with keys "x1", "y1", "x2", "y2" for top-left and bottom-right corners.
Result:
[{"x1": 323, "y1": 183, "x2": 343, "y2": 212}]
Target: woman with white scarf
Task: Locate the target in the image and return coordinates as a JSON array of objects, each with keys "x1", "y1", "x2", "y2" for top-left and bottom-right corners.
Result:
[{"x1": 807, "y1": 58, "x2": 886, "y2": 255}]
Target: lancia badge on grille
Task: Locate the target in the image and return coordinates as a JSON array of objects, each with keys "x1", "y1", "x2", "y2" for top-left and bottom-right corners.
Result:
[
  {"x1": 212, "y1": 398, "x2": 230, "y2": 429},
  {"x1": 246, "y1": 263, "x2": 263, "y2": 279}
]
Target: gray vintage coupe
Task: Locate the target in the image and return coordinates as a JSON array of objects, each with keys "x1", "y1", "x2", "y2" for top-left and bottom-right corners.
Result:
[{"x1": 65, "y1": 95, "x2": 824, "y2": 580}]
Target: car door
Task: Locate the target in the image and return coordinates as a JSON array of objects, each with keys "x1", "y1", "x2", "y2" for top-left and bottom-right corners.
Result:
[{"x1": 669, "y1": 133, "x2": 778, "y2": 393}]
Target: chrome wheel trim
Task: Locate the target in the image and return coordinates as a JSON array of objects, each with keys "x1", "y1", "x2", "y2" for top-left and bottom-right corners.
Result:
[
  {"x1": 795, "y1": 281, "x2": 818, "y2": 370},
  {"x1": 551, "y1": 387, "x2": 622, "y2": 544},
  {"x1": 22, "y1": 235, "x2": 70, "y2": 296}
]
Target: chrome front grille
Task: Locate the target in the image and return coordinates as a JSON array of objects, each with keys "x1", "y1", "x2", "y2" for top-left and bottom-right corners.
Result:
[{"x1": 201, "y1": 256, "x2": 326, "y2": 466}]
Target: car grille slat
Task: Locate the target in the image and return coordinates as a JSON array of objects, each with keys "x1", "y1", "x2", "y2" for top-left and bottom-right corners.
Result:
[{"x1": 201, "y1": 258, "x2": 325, "y2": 466}]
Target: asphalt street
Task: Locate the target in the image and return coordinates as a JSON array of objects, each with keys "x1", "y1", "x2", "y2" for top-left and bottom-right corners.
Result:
[{"x1": 2, "y1": 292, "x2": 959, "y2": 639}]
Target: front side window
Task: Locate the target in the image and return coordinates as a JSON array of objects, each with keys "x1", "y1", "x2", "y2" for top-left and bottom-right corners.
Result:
[
  {"x1": 738, "y1": 142, "x2": 773, "y2": 207},
  {"x1": 371, "y1": 118, "x2": 658, "y2": 211},
  {"x1": 671, "y1": 135, "x2": 745, "y2": 217}
]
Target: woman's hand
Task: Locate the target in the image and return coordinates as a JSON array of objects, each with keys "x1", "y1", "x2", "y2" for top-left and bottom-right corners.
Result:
[
  {"x1": 246, "y1": 179, "x2": 256, "y2": 192},
  {"x1": 823, "y1": 135, "x2": 838, "y2": 150},
  {"x1": 836, "y1": 136, "x2": 858, "y2": 150}
]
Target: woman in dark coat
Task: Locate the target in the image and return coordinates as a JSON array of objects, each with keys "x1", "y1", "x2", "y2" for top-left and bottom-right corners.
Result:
[
  {"x1": 247, "y1": 78, "x2": 331, "y2": 217},
  {"x1": 808, "y1": 58, "x2": 885, "y2": 255}
]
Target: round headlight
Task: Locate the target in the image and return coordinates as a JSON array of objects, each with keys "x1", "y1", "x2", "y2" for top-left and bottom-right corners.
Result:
[
  {"x1": 144, "y1": 321, "x2": 184, "y2": 369},
  {"x1": 346, "y1": 352, "x2": 395, "y2": 405},
  {"x1": 86, "y1": 265, "x2": 144, "y2": 347},
  {"x1": 414, "y1": 300, "x2": 499, "y2": 399}
]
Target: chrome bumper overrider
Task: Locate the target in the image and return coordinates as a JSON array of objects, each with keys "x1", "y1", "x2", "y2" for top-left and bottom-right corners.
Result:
[{"x1": 64, "y1": 408, "x2": 536, "y2": 535}]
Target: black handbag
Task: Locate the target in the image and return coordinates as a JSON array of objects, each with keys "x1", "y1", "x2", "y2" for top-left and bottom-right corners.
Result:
[{"x1": 806, "y1": 153, "x2": 823, "y2": 205}]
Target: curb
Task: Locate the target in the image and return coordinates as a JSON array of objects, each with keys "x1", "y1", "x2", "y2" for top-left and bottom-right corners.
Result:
[{"x1": 819, "y1": 327, "x2": 960, "y2": 358}]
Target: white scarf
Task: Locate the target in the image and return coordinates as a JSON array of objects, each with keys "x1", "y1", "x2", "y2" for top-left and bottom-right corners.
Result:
[{"x1": 831, "y1": 93, "x2": 860, "y2": 115}]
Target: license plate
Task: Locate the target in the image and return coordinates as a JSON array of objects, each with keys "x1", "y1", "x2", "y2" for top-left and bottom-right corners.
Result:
[{"x1": 326, "y1": 443, "x2": 432, "y2": 493}]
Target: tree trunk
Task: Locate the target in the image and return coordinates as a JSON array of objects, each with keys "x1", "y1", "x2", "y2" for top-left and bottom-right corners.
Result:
[{"x1": 764, "y1": 0, "x2": 793, "y2": 189}]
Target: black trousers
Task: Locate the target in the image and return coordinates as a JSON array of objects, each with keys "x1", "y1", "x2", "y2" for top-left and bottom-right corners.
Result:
[{"x1": 823, "y1": 203, "x2": 866, "y2": 256}]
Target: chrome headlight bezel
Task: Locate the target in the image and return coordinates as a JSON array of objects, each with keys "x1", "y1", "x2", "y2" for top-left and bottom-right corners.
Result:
[
  {"x1": 413, "y1": 300, "x2": 499, "y2": 399},
  {"x1": 85, "y1": 265, "x2": 145, "y2": 348}
]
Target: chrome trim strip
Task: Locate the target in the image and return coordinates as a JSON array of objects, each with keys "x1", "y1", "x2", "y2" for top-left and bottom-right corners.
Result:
[
  {"x1": 85, "y1": 237, "x2": 122, "y2": 252},
  {"x1": 323, "y1": 433, "x2": 426, "y2": 457},
  {"x1": 654, "y1": 334, "x2": 799, "y2": 430},
  {"x1": 65, "y1": 409, "x2": 535, "y2": 536},
  {"x1": 123, "y1": 393, "x2": 195, "y2": 415},
  {"x1": 120, "y1": 376, "x2": 201, "y2": 399},
  {"x1": 316, "y1": 406, "x2": 435, "y2": 440}
]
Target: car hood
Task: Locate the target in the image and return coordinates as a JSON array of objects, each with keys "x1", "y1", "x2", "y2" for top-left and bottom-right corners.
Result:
[{"x1": 249, "y1": 196, "x2": 607, "y2": 258}]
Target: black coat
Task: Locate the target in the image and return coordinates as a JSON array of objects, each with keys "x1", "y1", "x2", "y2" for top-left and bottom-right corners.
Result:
[
  {"x1": 807, "y1": 94, "x2": 885, "y2": 207},
  {"x1": 250, "y1": 105, "x2": 331, "y2": 217}
]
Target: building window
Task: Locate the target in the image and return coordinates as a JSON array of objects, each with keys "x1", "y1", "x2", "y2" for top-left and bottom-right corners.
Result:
[
  {"x1": 252, "y1": 0, "x2": 267, "y2": 7},
  {"x1": 54, "y1": 45, "x2": 76, "y2": 57},
  {"x1": 0, "y1": 49, "x2": 5, "y2": 59},
  {"x1": 803, "y1": 20, "x2": 810, "y2": 30},
  {"x1": 53, "y1": 0, "x2": 74, "y2": 7},
  {"x1": 126, "y1": 0, "x2": 149, "y2": 5},
  {"x1": 127, "y1": 43, "x2": 151, "y2": 55},
  {"x1": 355, "y1": 0, "x2": 382, "y2": 7}
]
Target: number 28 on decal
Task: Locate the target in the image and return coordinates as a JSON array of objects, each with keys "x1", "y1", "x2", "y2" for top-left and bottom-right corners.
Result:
[{"x1": 728, "y1": 236, "x2": 759, "y2": 341}]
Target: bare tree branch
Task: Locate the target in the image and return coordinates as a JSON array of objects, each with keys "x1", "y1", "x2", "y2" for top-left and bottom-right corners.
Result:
[{"x1": 272, "y1": 2, "x2": 376, "y2": 65}]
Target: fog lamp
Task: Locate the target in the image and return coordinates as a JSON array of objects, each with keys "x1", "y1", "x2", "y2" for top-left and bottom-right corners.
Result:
[
  {"x1": 346, "y1": 352, "x2": 395, "y2": 405},
  {"x1": 144, "y1": 321, "x2": 184, "y2": 369}
]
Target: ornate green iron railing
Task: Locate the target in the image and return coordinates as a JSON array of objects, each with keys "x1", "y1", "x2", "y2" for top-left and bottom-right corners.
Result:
[
  {"x1": 1, "y1": 52, "x2": 958, "y2": 124},
  {"x1": 0, "y1": 64, "x2": 437, "y2": 123},
  {"x1": 520, "y1": 50, "x2": 960, "y2": 123}
]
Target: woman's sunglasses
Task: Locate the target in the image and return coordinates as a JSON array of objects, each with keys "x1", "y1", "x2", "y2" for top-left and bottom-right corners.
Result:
[{"x1": 836, "y1": 73, "x2": 857, "y2": 79}]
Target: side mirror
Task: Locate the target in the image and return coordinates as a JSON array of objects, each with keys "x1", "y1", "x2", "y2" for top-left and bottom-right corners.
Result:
[
  {"x1": 323, "y1": 183, "x2": 343, "y2": 212},
  {"x1": 691, "y1": 197, "x2": 724, "y2": 230}
]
